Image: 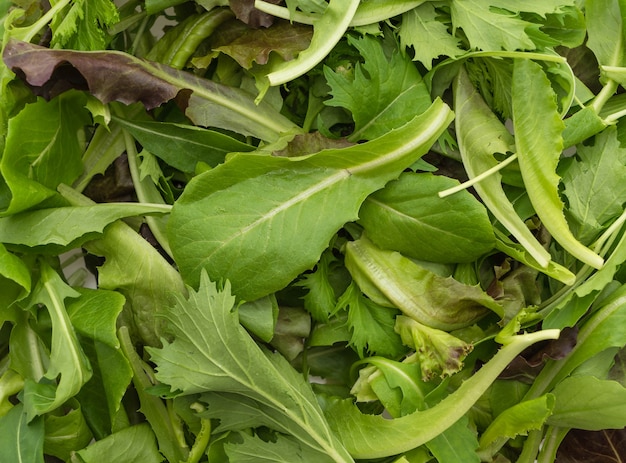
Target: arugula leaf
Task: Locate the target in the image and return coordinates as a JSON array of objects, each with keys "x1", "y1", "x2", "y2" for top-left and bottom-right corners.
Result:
[
  {"x1": 113, "y1": 117, "x2": 255, "y2": 173},
  {"x1": 148, "y1": 271, "x2": 354, "y2": 463},
  {"x1": 22, "y1": 261, "x2": 92, "y2": 421},
  {"x1": 0, "y1": 202, "x2": 170, "y2": 248},
  {"x1": 324, "y1": 33, "x2": 432, "y2": 141},
  {"x1": 168, "y1": 99, "x2": 453, "y2": 301}
]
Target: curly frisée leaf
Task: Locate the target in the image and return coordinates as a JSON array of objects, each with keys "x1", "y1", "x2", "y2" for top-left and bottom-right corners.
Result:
[{"x1": 147, "y1": 271, "x2": 354, "y2": 463}]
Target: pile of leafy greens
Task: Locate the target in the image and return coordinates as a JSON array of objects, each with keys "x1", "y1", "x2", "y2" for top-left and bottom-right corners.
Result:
[{"x1": 1, "y1": 0, "x2": 626, "y2": 461}]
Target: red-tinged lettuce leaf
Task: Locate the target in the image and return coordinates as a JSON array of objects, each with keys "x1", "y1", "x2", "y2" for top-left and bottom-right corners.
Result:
[
  {"x1": 213, "y1": 19, "x2": 313, "y2": 69},
  {"x1": 2, "y1": 39, "x2": 296, "y2": 141},
  {"x1": 556, "y1": 428, "x2": 626, "y2": 462}
]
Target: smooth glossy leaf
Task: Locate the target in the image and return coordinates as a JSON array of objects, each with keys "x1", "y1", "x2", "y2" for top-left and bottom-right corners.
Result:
[
  {"x1": 548, "y1": 376, "x2": 626, "y2": 430},
  {"x1": 358, "y1": 171, "x2": 495, "y2": 263},
  {"x1": 43, "y1": 403, "x2": 93, "y2": 461},
  {"x1": 585, "y1": 0, "x2": 625, "y2": 67},
  {"x1": 3, "y1": 39, "x2": 296, "y2": 141},
  {"x1": 114, "y1": 117, "x2": 254, "y2": 173},
  {"x1": 0, "y1": 243, "x2": 31, "y2": 306},
  {"x1": 168, "y1": 99, "x2": 453, "y2": 301}
]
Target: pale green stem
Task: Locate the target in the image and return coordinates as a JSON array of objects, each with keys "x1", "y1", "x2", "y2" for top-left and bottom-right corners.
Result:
[{"x1": 438, "y1": 153, "x2": 518, "y2": 198}]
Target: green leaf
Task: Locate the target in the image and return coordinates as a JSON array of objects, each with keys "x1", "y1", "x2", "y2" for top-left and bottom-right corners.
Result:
[
  {"x1": 478, "y1": 394, "x2": 555, "y2": 456},
  {"x1": 3, "y1": 39, "x2": 296, "y2": 142},
  {"x1": 548, "y1": 376, "x2": 626, "y2": 430},
  {"x1": 426, "y1": 417, "x2": 480, "y2": 463},
  {"x1": 71, "y1": 423, "x2": 163, "y2": 463},
  {"x1": 68, "y1": 288, "x2": 132, "y2": 439},
  {"x1": 336, "y1": 281, "x2": 404, "y2": 358},
  {"x1": 224, "y1": 432, "x2": 336, "y2": 463},
  {"x1": 395, "y1": 315, "x2": 473, "y2": 380},
  {"x1": 453, "y1": 68, "x2": 575, "y2": 283},
  {"x1": 0, "y1": 243, "x2": 31, "y2": 306},
  {"x1": 168, "y1": 99, "x2": 453, "y2": 301},
  {"x1": 147, "y1": 272, "x2": 354, "y2": 463},
  {"x1": 585, "y1": 0, "x2": 625, "y2": 67},
  {"x1": 561, "y1": 126, "x2": 626, "y2": 244},
  {"x1": 23, "y1": 262, "x2": 92, "y2": 421},
  {"x1": 296, "y1": 250, "x2": 342, "y2": 323},
  {"x1": 399, "y1": 3, "x2": 463, "y2": 70},
  {"x1": 344, "y1": 235, "x2": 503, "y2": 331},
  {"x1": 0, "y1": 404, "x2": 44, "y2": 463},
  {"x1": 0, "y1": 91, "x2": 91, "y2": 215},
  {"x1": 50, "y1": 0, "x2": 119, "y2": 51},
  {"x1": 449, "y1": 0, "x2": 573, "y2": 51},
  {"x1": 43, "y1": 403, "x2": 93, "y2": 461},
  {"x1": 0, "y1": 202, "x2": 170, "y2": 248},
  {"x1": 324, "y1": 34, "x2": 432, "y2": 141},
  {"x1": 512, "y1": 58, "x2": 602, "y2": 269},
  {"x1": 358, "y1": 171, "x2": 495, "y2": 263},
  {"x1": 114, "y1": 117, "x2": 255, "y2": 173},
  {"x1": 325, "y1": 329, "x2": 560, "y2": 459}
]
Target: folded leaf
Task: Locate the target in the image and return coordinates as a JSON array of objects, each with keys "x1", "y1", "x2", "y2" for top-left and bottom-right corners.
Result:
[
  {"x1": 512, "y1": 58, "x2": 602, "y2": 269},
  {"x1": 168, "y1": 99, "x2": 453, "y2": 301}
]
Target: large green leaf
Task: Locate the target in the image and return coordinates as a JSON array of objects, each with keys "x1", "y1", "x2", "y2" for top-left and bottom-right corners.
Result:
[
  {"x1": 168, "y1": 99, "x2": 453, "y2": 301},
  {"x1": 148, "y1": 271, "x2": 354, "y2": 463},
  {"x1": 358, "y1": 171, "x2": 495, "y2": 263},
  {"x1": 548, "y1": 376, "x2": 626, "y2": 430}
]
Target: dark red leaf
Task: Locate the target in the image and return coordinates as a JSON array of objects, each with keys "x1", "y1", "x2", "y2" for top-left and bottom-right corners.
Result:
[{"x1": 229, "y1": 0, "x2": 281, "y2": 28}]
